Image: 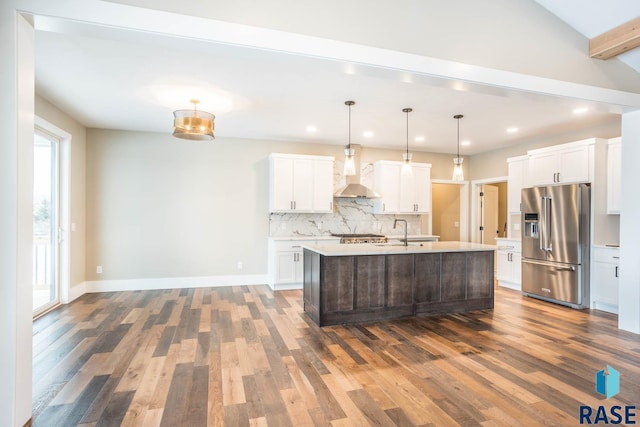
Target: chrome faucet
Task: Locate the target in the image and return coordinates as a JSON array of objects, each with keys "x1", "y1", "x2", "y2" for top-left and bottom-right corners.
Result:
[{"x1": 393, "y1": 219, "x2": 408, "y2": 246}]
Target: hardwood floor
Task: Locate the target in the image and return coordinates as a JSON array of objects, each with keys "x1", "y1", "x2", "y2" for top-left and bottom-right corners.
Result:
[{"x1": 32, "y1": 286, "x2": 639, "y2": 426}]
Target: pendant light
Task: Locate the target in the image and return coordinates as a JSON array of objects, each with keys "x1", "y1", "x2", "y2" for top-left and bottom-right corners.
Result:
[
  {"x1": 173, "y1": 99, "x2": 215, "y2": 141},
  {"x1": 452, "y1": 114, "x2": 464, "y2": 181},
  {"x1": 401, "y1": 107, "x2": 413, "y2": 175},
  {"x1": 343, "y1": 100, "x2": 356, "y2": 176}
]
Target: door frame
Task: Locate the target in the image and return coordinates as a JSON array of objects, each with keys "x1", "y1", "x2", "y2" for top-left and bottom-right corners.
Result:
[
  {"x1": 470, "y1": 176, "x2": 507, "y2": 244},
  {"x1": 431, "y1": 179, "x2": 469, "y2": 242},
  {"x1": 35, "y1": 116, "x2": 71, "y2": 308}
]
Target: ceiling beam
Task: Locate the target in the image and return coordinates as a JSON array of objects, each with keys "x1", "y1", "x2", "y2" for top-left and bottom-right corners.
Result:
[{"x1": 590, "y1": 16, "x2": 640, "y2": 60}]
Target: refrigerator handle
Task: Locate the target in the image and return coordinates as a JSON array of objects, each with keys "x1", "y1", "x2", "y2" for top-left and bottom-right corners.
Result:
[
  {"x1": 545, "y1": 196, "x2": 552, "y2": 252},
  {"x1": 539, "y1": 196, "x2": 546, "y2": 251}
]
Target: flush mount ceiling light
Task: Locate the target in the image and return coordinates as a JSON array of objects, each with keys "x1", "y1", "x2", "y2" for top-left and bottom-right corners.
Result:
[
  {"x1": 343, "y1": 100, "x2": 356, "y2": 176},
  {"x1": 402, "y1": 108, "x2": 413, "y2": 175},
  {"x1": 452, "y1": 114, "x2": 465, "y2": 181},
  {"x1": 173, "y1": 99, "x2": 215, "y2": 141}
]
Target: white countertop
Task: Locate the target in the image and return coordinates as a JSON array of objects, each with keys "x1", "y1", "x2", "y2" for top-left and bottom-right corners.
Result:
[{"x1": 302, "y1": 241, "x2": 498, "y2": 256}]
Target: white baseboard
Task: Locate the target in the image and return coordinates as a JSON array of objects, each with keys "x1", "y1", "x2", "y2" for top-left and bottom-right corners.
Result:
[
  {"x1": 497, "y1": 281, "x2": 521, "y2": 291},
  {"x1": 273, "y1": 283, "x2": 303, "y2": 291},
  {"x1": 70, "y1": 274, "x2": 271, "y2": 297},
  {"x1": 65, "y1": 281, "x2": 87, "y2": 303}
]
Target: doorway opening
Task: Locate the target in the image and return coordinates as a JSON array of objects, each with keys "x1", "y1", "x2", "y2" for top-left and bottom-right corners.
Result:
[
  {"x1": 430, "y1": 179, "x2": 469, "y2": 242},
  {"x1": 471, "y1": 177, "x2": 508, "y2": 244},
  {"x1": 33, "y1": 117, "x2": 71, "y2": 318}
]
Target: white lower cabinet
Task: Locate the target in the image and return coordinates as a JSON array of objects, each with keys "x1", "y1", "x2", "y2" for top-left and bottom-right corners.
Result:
[
  {"x1": 591, "y1": 246, "x2": 619, "y2": 314},
  {"x1": 495, "y1": 238, "x2": 521, "y2": 290},
  {"x1": 269, "y1": 238, "x2": 340, "y2": 290}
]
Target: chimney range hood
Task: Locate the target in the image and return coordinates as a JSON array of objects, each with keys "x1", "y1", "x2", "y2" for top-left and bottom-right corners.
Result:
[{"x1": 334, "y1": 145, "x2": 380, "y2": 198}]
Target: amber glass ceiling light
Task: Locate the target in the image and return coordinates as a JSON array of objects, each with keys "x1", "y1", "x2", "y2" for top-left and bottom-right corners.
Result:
[
  {"x1": 173, "y1": 99, "x2": 215, "y2": 141},
  {"x1": 343, "y1": 100, "x2": 356, "y2": 176},
  {"x1": 452, "y1": 114, "x2": 464, "y2": 181},
  {"x1": 401, "y1": 107, "x2": 413, "y2": 175}
]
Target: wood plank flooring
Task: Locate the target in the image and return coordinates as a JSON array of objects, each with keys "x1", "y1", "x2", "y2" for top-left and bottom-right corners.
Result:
[{"x1": 32, "y1": 286, "x2": 640, "y2": 426}]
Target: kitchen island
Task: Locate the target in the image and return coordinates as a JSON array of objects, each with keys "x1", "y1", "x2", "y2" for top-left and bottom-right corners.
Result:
[{"x1": 302, "y1": 241, "x2": 497, "y2": 326}]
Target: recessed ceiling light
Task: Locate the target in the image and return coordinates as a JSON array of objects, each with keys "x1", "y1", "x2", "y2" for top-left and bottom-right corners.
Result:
[
  {"x1": 415, "y1": 136, "x2": 425, "y2": 142},
  {"x1": 573, "y1": 107, "x2": 589, "y2": 114},
  {"x1": 506, "y1": 127, "x2": 519, "y2": 133},
  {"x1": 363, "y1": 131, "x2": 374, "y2": 138},
  {"x1": 461, "y1": 140, "x2": 471, "y2": 146},
  {"x1": 306, "y1": 125, "x2": 317, "y2": 133}
]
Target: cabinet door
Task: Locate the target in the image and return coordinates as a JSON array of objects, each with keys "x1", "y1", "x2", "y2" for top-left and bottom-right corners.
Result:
[
  {"x1": 528, "y1": 152, "x2": 558, "y2": 186},
  {"x1": 508, "y1": 160, "x2": 524, "y2": 213},
  {"x1": 558, "y1": 146, "x2": 589, "y2": 183},
  {"x1": 374, "y1": 163, "x2": 400, "y2": 213},
  {"x1": 496, "y1": 251, "x2": 511, "y2": 282},
  {"x1": 275, "y1": 252, "x2": 298, "y2": 284},
  {"x1": 592, "y1": 261, "x2": 619, "y2": 310},
  {"x1": 607, "y1": 142, "x2": 621, "y2": 214},
  {"x1": 399, "y1": 169, "x2": 415, "y2": 213},
  {"x1": 292, "y1": 159, "x2": 314, "y2": 211},
  {"x1": 271, "y1": 157, "x2": 294, "y2": 211},
  {"x1": 312, "y1": 160, "x2": 334, "y2": 212},
  {"x1": 413, "y1": 166, "x2": 431, "y2": 213},
  {"x1": 511, "y1": 252, "x2": 521, "y2": 288}
]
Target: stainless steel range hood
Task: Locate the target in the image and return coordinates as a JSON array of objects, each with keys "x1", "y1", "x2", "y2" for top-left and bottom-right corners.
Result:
[{"x1": 334, "y1": 145, "x2": 380, "y2": 198}]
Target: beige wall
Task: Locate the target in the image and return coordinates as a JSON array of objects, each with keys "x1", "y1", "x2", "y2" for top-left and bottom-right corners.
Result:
[
  {"x1": 85, "y1": 129, "x2": 458, "y2": 280},
  {"x1": 105, "y1": 0, "x2": 640, "y2": 93},
  {"x1": 35, "y1": 95, "x2": 87, "y2": 289},
  {"x1": 431, "y1": 183, "x2": 460, "y2": 241}
]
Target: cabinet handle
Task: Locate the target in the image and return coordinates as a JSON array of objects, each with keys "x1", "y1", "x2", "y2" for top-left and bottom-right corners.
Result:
[
  {"x1": 290, "y1": 201, "x2": 293, "y2": 210},
  {"x1": 615, "y1": 266, "x2": 619, "y2": 278},
  {"x1": 383, "y1": 203, "x2": 386, "y2": 212},
  {"x1": 294, "y1": 201, "x2": 296, "y2": 210},
  {"x1": 557, "y1": 172, "x2": 560, "y2": 182},
  {"x1": 329, "y1": 201, "x2": 333, "y2": 210}
]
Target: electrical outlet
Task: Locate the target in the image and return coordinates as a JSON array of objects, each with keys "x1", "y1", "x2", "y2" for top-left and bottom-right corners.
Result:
[
  {"x1": 96, "y1": 265, "x2": 102, "y2": 274},
  {"x1": 317, "y1": 221, "x2": 323, "y2": 230},
  {"x1": 237, "y1": 261, "x2": 243, "y2": 270}
]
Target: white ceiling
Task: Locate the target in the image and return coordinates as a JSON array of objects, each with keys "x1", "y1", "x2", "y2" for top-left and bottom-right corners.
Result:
[{"x1": 33, "y1": 2, "x2": 638, "y2": 155}]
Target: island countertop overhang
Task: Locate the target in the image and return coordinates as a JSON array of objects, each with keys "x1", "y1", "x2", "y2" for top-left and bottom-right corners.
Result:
[{"x1": 302, "y1": 241, "x2": 498, "y2": 257}]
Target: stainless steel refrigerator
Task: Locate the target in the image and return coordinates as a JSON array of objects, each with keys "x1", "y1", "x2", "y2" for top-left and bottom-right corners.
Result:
[{"x1": 521, "y1": 183, "x2": 590, "y2": 308}]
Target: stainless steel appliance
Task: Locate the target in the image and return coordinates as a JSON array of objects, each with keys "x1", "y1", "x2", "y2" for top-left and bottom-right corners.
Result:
[
  {"x1": 521, "y1": 183, "x2": 590, "y2": 308},
  {"x1": 331, "y1": 233, "x2": 388, "y2": 244}
]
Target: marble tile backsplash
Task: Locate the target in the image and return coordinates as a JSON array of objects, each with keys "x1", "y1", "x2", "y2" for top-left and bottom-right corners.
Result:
[{"x1": 269, "y1": 198, "x2": 422, "y2": 237}]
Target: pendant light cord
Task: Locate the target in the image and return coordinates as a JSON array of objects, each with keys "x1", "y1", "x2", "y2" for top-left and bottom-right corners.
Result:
[
  {"x1": 348, "y1": 103, "x2": 351, "y2": 150},
  {"x1": 406, "y1": 110, "x2": 409, "y2": 156},
  {"x1": 457, "y1": 118, "x2": 460, "y2": 159}
]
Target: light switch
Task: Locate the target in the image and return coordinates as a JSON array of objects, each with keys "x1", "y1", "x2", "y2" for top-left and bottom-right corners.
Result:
[
  {"x1": 71, "y1": 222, "x2": 76, "y2": 232},
  {"x1": 454, "y1": 221, "x2": 459, "y2": 228}
]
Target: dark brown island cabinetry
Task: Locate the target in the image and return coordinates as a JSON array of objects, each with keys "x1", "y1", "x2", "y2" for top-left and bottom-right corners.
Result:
[{"x1": 303, "y1": 248, "x2": 494, "y2": 326}]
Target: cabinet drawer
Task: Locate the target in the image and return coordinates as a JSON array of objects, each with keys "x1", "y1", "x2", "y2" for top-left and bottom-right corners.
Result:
[
  {"x1": 271, "y1": 240, "x2": 311, "y2": 252},
  {"x1": 592, "y1": 246, "x2": 620, "y2": 263}
]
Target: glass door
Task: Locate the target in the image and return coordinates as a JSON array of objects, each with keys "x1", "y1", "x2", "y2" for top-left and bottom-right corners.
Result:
[{"x1": 33, "y1": 130, "x2": 60, "y2": 315}]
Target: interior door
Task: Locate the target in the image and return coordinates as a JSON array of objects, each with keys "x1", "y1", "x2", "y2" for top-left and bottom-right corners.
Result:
[{"x1": 481, "y1": 185, "x2": 499, "y2": 244}]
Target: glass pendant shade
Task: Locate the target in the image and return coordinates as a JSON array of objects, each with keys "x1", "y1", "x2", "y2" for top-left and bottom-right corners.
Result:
[
  {"x1": 401, "y1": 152, "x2": 413, "y2": 175},
  {"x1": 344, "y1": 148, "x2": 356, "y2": 176},
  {"x1": 173, "y1": 100, "x2": 215, "y2": 141},
  {"x1": 452, "y1": 157, "x2": 464, "y2": 181}
]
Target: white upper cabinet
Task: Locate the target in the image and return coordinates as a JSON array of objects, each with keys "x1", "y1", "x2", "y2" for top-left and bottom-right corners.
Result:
[
  {"x1": 607, "y1": 138, "x2": 621, "y2": 215},
  {"x1": 373, "y1": 161, "x2": 431, "y2": 214},
  {"x1": 507, "y1": 156, "x2": 528, "y2": 213},
  {"x1": 373, "y1": 162, "x2": 401, "y2": 213},
  {"x1": 269, "y1": 154, "x2": 335, "y2": 213},
  {"x1": 312, "y1": 159, "x2": 335, "y2": 213},
  {"x1": 528, "y1": 139, "x2": 596, "y2": 186}
]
